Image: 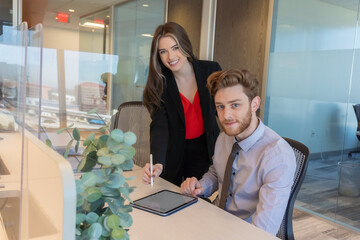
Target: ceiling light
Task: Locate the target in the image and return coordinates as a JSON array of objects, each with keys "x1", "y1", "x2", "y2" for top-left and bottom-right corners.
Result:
[
  {"x1": 141, "y1": 34, "x2": 153, "y2": 38},
  {"x1": 69, "y1": 9, "x2": 75, "y2": 12},
  {"x1": 142, "y1": 4, "x2": 149, "y2": 7},
  {"x1": 106, "y1": 15, "x2": 110, "y2": 18},
  {"x1": 80, "y1": 22, "x2": 105, "y2": 28}
]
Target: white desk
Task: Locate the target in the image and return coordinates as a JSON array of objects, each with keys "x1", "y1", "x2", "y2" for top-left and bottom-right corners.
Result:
[{"x1": 124, "y1": 169, "x2": 279, "y2": 240}]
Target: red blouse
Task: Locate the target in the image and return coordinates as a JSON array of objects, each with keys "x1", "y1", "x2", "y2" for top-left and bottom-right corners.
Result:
[{"x1": 179, "y1": 90, "x2": 205, "y2": 139}]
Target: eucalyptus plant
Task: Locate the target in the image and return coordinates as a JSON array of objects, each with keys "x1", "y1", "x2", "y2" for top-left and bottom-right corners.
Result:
[{"x1": 46, "y1": 109, "x2": 136, "y2": 240}]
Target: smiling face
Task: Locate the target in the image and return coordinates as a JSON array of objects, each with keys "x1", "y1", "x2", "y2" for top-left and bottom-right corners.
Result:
[
  {"x1": 158, "y1": 36, "x2": 189, "y2": 73},
  {"x1": 215, "y1": 84, "x2": 260, "y2": 140}
]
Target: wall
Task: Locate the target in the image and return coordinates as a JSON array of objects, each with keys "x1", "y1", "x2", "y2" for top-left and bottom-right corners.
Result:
[
  {"x1": 43, "y1": 26, "x2": 80, "y2": 51},
  {"x1": 167, "y1": 0, "x2": 203, "y2": 58},
  {"x1": 214, "y1": 0, "x2": 269, "y2": 102}
]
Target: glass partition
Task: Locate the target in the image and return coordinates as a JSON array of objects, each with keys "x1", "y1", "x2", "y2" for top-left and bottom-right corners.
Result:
[
  {"x1": 265, "y1": 0, "x2": 360, "y2": 230},
  {"x1": 0, "y1": 21, "x2": 28, "y2": 240},
  {"x1": 111, "y1": 0, "x2": 165, "y2": 109},
  {"x1": 26, "y1": 24, "x2": 43, "y2": 138}
]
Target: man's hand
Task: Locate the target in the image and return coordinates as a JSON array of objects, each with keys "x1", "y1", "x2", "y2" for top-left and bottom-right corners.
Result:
[
  {"x1": 142, "y1": 163, "x2": 163, "y2": 184},
  {"x1": 181, "y1": 177, "x2": 204, "y2": 196}
]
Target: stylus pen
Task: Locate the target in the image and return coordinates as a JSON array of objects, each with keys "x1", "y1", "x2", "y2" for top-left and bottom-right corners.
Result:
[{"x1": 150, "y1": 154, "x2": 154, "y2": 187}]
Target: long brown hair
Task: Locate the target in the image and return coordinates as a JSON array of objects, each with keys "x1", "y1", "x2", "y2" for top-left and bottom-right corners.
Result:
[{"x1": 143, "y1": 22, "x2": 196, "y2": 114}]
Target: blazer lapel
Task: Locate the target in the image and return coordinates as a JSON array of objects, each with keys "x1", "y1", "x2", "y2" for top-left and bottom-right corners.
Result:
[
  {"x1": 193, "y1": 61, "x2": 210, "y2": 121},
  {"x1": 165, "y1": 70, "x2": 185, "y2": 124}
]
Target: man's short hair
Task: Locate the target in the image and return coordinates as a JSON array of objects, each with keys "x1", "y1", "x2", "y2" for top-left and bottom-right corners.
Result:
[{"x1": 207, "y1": 69, "x2": 259, "y2": 101}]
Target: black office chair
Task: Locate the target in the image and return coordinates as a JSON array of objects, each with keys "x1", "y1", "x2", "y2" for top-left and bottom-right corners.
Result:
[
  {"x1": 111, "y1": 101, "x2": 151, "y2": 167},
  {"x1": 348, "y1": 104, "x2": 360, "y2": 158},
  {"x1": 276, "y1": 137, "x2": 310, "y2": 240}
]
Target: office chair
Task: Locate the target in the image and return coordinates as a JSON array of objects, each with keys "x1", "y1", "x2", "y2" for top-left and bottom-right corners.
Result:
[
  {"x1": 348, "y1": 104, "x2": 360, "y2": 158},
  {"x1": 276, "y1": 137, "x2": 310, "y2": 240},
  {"x1": 111, "y1": 101, "x2": 151, "y2": 167}
]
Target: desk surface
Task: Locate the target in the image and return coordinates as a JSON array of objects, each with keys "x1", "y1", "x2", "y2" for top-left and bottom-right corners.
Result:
[{"x1": 124, "y1": 169, "x2": 279, "y2": 240}]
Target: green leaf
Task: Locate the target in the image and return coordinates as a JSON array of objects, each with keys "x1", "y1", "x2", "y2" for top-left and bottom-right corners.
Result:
[
  {"x1": 119, "y1": 185, "x2": 134, "y2": 202},
  {"x1": 86, "y1": 212, "x2": 99, "y2": 224},
  {"x1": 119, "y1": 212, "x2": 133, "y2": 228},
  {"x1": 86, "y1": 187, "x2": 102, "y2": 202},
  {"x1": 83, "y1": 144, "x2": 96, "y2": 157},
  {"x1": 110, "y1": 129, "x2": 124, "y2": 143},
  {"x1": 87, "y1": 108, "x2": 98, "y2": 114},
  {"x1": 100, "y1": 187, "x2": 120, "y2": 198},
  {"x1": 97, "y1": 135, "x2": 109, "y2": 149},
  {"x1": 93, "y1": 169, "x2": 107, "y2": 184},
  {"x1": 105, "y1": 173, "x2": 125, "y2": 189},
  {"x1": 77, "y1": 151, "x2": 98, "y2": 172},
  {"x1": 111, "y1": 227, "x2": 125, "y2": 240},
  {"x1": 81, "y1": 172, "x2": 97, "y2": 187},
  {"x1": 88, "y1": 222, "x2": 102, "y2": 238},
  {"x1": 119, "y1": 159, "x2": 133, "y2": 171},
  {"x1": 124, "y1": 132, "x2": 137, "y2": 146},
  {"x1": 98, "y1": 156, "x2": 112, "y2": 166},
  {"x1": 76, "y1": 213, "x2": 86, "y2": 225},
  {"x1": 75, "y1": 179, "x2": 85, "y2": 194},
  {"x1": 76, "y1": 194, "x2": 84, "y2": 207},
  {"x1": 97, "y1": 147, "x2": 109, "y2": 157},
  {"x1": 111, "y1": 154, "x2": 126, "y2": 165},
  {"x1": 107, "y1": 138, "x2": 123, "y2": 152},
  {"x1": 75, "y1": 140, "x2": 80, "y2": 153},
  {"x1": 75, "y1": 227, "x2": 82, "y2": 236},
  {"x1": 125, "y1": 176, "x2": 136, "y2": 181},
  {"x1": 64, "y1": 139, "x2": 74, "y2": 158},
  {"x1": 119, "y1": 147, "x2": 136, "y2": 160},
  {"x1": 45, "y1": 138, "x2": 53, "y2": 148},
  {"x1": 88, "y1": 198, "x2": 105, "y2": 212},
  {"x1": 73, "y1": 128, "x2": 80, "y2": 141},
  {"x1": 106, "y1": 214, "x2": 120, "y2": 229},
  {"x1": 83, "y1": 133, "x2": 95, "y2": 146},
  {"x1": 56, "y1": 123, "x2": 74, "y2": 134}
]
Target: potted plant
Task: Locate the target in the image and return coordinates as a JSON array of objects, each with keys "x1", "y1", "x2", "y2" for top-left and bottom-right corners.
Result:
[{"x1": 46, "y1": 110, "x2": 136, "y2": 240}]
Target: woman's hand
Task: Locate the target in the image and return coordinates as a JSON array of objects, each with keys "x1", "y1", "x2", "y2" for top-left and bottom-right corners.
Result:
[{"x1": 142, "y1": 163, "x2": 163, "y2": 184}]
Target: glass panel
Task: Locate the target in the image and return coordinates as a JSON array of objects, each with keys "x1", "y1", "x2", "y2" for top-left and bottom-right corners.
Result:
[
  {"x1": 0, "y1": 21, "x2": 28, "y2": 240},
  {"x1": 112, "y1": 0, "x2": 165, "y2": 109},
  {"x1": 63, "y1": 50, "x2": 117, "y2": 127},
  {"x1": 26, "y1": 24, "x2": 43, "y2": 137},
  {"x1": 265, "y1": 0, "x2": 360, "y2": 229},
  {"x1": 40, "y1": 48, "x2": 60, "y2": 129}
]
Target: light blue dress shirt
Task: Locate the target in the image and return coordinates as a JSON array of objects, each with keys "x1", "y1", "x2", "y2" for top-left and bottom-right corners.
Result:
[{"x1": 199, "y1": 119, "x2": 296, "y2": 235}]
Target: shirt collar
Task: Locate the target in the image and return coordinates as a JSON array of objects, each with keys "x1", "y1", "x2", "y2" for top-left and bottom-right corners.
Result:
[{"x1": 235, "y1": 118, "x2": 265, "y2": 152}]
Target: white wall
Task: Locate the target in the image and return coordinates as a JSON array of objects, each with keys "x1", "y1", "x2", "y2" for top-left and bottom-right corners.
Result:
[{"x1": 43, "y1": 26, "x2": 80, "y2": 51}]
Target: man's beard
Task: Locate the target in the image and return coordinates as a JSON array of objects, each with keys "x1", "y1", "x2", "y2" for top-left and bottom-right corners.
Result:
[{"x1": 221, "y1": 107, "x2": 252, "y2": 137}]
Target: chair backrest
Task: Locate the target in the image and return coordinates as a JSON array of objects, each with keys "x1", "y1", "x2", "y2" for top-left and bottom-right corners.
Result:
[
  {"x1": 111, "y1": 101, "x2": 151, "y2": 167},
  {"x1": 354, "y1": 104, "x2": 360, "y2": 141},
  {"x1": 276, "y1": 137, "x2": 310, "y2": 240}
]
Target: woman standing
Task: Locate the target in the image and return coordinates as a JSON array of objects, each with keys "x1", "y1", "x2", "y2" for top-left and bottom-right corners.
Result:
[{"x1": 142, "y1": 22, "x2": 221, "y2": 186}]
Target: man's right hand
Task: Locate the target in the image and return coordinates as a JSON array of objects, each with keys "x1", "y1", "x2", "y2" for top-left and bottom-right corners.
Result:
[{"x1": 181, "y1": 177, "x2": 204, "y2": 196}]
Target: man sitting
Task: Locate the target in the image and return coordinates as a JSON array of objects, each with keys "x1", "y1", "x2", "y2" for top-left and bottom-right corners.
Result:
[{"x1": 180, "y1": 69, "x2": 296, "y2": 235}]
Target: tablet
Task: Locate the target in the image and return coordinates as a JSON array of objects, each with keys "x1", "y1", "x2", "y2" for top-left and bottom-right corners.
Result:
[{"x1": 130, "y1": 190, "x2": 198, "y2": 216}]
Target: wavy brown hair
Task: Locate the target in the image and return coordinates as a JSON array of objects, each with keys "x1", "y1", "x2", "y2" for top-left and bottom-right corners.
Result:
[
  {"x1": 206, "y1": 69, "x2": 259, "y2": 101},
  {"x1": 143, "y1": 22, "x2": 196, "y2": 114}
]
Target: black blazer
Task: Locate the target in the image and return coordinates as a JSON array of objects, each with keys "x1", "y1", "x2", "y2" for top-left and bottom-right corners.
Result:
[{"x1": 150, "y1": 60, "x2": 221, "y2": 184}]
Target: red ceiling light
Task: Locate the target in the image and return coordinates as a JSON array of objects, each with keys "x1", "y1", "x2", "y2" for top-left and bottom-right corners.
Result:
[{"x1": 56, "y1": 12, "x2": 69, "y2": 23}]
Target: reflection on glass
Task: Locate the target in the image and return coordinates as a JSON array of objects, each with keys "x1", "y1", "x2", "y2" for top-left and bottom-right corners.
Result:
[
  {"x1": 112, "y1": 0, "x2": 165, "y2": 109},
  {"x1": 265, "y1": 0, "x2": 360, "y2": 230}
]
